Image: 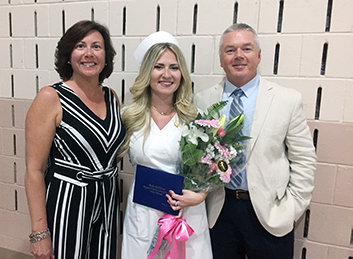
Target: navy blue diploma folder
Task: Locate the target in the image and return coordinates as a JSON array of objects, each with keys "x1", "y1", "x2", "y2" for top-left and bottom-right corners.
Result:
[{"x1": 133, "y1": 165, "x2": 184, "y2": 215}]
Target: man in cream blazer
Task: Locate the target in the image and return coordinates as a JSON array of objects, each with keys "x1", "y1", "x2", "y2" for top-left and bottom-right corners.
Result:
[{"x1": 194, "y1": 23, "x2": 317, "y2": 258}]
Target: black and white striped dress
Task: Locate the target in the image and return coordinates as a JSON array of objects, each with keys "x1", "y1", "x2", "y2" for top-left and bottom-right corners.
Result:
[{"x1": 45, "y1": 82, "x2": 125, "y2": 259}]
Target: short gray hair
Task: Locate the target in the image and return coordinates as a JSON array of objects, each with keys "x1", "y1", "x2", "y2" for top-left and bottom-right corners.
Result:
[{"x1": 219, "y1": 23, "x2": 260, "y2": 54}]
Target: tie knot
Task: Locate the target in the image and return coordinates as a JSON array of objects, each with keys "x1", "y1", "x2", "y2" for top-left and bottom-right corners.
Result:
[{"x1": 232, "y1": 88, "x2": 243, "y2": 97}]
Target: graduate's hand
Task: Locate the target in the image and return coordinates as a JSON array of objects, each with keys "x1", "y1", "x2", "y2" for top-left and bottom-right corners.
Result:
[{"x1": 166, "y1": 189, "x2": 207, "y2": 211}]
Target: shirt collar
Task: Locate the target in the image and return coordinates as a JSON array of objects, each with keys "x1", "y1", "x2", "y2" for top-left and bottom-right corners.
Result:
[{"x1": 224, "y1": 74, "x2": 260, "y2": 98}]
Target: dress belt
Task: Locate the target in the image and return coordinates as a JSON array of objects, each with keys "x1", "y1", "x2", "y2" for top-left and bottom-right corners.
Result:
[
  {"x1": 225, "y1": 188, "x2": 250, "y2": 200},
  {"x1": 75, "y1": 167, "x2": 117, "y2": 182},
  {"x1": 52, "y1": 165, "x2": 118, "y2": 234}
]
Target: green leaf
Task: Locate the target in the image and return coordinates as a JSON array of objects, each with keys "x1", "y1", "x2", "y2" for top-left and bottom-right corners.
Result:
[
  {"x1": 181, "y1": 143, "x2": 204, "y2": 166},
  {"x1": 204, "y1": 101, "x2": 228, "y2": 120},
  {"x1": 237, "y1": 136, "x2": 251, "y2": 142},
  {"x1": 225, "y1": 114, "x2": 244, "y2": 131},
  {"x1": 179, "y1": 136, "x2": 186, "y2": 149}
]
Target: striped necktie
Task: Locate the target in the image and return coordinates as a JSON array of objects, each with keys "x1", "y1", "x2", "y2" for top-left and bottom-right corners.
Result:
[{"x1": 229, "y1": 88, "x2": 245, "y2": 188}]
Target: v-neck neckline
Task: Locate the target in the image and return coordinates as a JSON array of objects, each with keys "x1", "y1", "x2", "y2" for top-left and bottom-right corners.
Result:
[
  {"x1": 62, "y1": 82, "x2": 109, "y2": 122},
  {"x1": 151, "y1": 114, "x2": 178, "y2": 131}
]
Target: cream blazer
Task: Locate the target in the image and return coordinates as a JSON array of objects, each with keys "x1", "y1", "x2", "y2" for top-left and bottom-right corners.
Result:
[{"x1": 194, "y1": 77, "x2": 317, "y2": 237}]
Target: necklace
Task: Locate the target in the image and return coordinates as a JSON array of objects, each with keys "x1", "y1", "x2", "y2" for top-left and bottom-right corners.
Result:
[{"x1": 151, "y1": 105, "x2": 174, "y2": 115}]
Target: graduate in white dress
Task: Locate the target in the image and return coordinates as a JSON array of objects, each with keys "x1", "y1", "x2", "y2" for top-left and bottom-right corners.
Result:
[{"x1": 120, "y1": 32, "x2": 213, "y2": 259}]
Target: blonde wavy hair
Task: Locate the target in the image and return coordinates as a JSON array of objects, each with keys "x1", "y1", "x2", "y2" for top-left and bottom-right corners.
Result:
[{"x1": 120, "y1": 43, "x2": 197, "y2": 156}]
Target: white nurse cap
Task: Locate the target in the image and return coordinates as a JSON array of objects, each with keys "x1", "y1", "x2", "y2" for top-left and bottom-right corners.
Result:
[{"x1": 134, "y1": 31, "x2": 179, "y2": 66}]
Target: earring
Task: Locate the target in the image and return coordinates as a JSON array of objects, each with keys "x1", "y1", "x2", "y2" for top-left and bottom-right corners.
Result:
[{"x1": 68, "y1": 61, "x2": 71, "y2": 65}]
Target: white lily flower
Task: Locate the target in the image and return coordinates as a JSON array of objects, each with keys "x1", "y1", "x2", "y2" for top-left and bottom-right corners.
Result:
[{"x1": 182, "y1": 123, "x2": 209, "y2": 145}]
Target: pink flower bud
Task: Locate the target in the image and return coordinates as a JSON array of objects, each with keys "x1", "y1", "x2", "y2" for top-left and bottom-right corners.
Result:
[{"x1": 217, "y1": 128, "x2": 225, "y2": 137}]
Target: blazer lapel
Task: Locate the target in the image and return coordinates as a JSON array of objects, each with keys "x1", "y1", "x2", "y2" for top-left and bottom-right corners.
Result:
[{"x1": 246, "y1": 79, "x2": 274, "y2": 161}]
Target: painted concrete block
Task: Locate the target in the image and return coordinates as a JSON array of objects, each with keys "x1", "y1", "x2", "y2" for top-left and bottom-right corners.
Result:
[
  {"x1": 327, "y1": 245, "x2": 353, "y2": 258},
  {"x1": 193, "y1": 0, "x2": 237, "y2": 35},
  {"x1": 274, "y1": 78, "x2": 347, "y2": 122},
  {"x1": 178, "y1": 36, "x2": 214, "y2": 75},
  {"x1": 0, "y1": 183, "x2": 4, "y2": 210},
  {"x1": 334, "y1": 165, "x2": 353, "y2": 207},
  {"x1": 48, "y1": 4, "x2": 64, "y2": 37},
  {"x1": 258, "y1": 0, "x2": 280, "y2": 33},
  {"x1": 36, "y1": 71, "x2": 53, "y2": 93},
  {"x1": 64, "y1": 2, "x2": 103, "y2": 30},
  {"x1": 325, "y1": 35, "x2": 353, "y2": 78},
  {"x1": 315, "y1": 79, "x2": 346, "y2": 122},
  {"x1": 14, "y1": 157, "x2": 26, "y2": 186},
  {"x1": 192, "y1": 74, "x2": 224, "y2": 94},
  {"x1": 12, "y1": 99, "x2": 28, "y2": 130},
  {"x1": 108, "y1": 72, "x2": 138, "y2": 104},
  {"x1": 1, "y1": 209, "x2": 31, "y2": 242},
  {"x1": 256, "y1": 77, "x2": 318, "y2": 120},
  {"x1": 23, "y1": 40, "x2": 37, "y2": 70},
  {"x1": 257, "y1": 35, "x2": 275, "y2": 76},
  {"x1": 0, "y1": 39, "x2": 11, "y2": 69},
  {"x1": 33, "y1": 5, "x2": 50, "y2": 37},
  {"x1": 343, "y1": 80, "x2": 353, "y2": 123},
  {"x1": 0, "y1": 129, "x2": 2, "y2": 156},
  {"x1": 10, "y1": 39, "x2": 24, "y2": 70},
  {"x1": 122, "y1": 153, "x2": 134, "y2": 176},
  {"x1": 300, "y1": 35, "x2": 328, "y2": 77},
  {"x1": 330, "y1": 0, "x2": 353, "y2": 33},
  {"x1": 124, "y1": 1, "x2": 162, "y2": 36},
  {"x1": 108, "y1": 1, "x2": 125, "y2": 36},
  {"x1": 112, "y1": 38, "x2": 141, "y2": 73},
  {"x1": 0, "y1": 6, "x2": 10, "y2": 37},
  {"x1": 293, "y1": 239, "x2": 329, "y2": 259},
  {"x1": 281, "y1": 0, "x2": 327, "y2": 33},
  {"x1": 15, "y1": 186, "x2": 29, "y2": 215},
  {"x1": 312, "y1": 121, "x2": 353, "y2": 166},
  {"x1": 49, "y1": 70, "x2": 61, "y2": 86},
  {"x1": 0, "y1": 100, "x2": 13, "y2": 128},
  {"x1": 311, "y1": 163, "x2": 336, "y2": 204},
  {"x1": 259, "y1": 35, "x2": 302, "y2": 77},
  {"x1": 0, "y1": 156, "x2": 15, "y2": 184},
  {"x1": 177, "y1": 1, "x2": 195, "y2": 36},
  {"x1": 236, "y1": 0, "x2": 259, "y2": 29},
  {"x1": 2, "y1": 129, "x2": 16, "y2": 157},
  {"x1": 90, "y1": 2, "x2": 110, "y2": 27},
  {"x1": 37, "y1": 38, "x2": 57, "y2": 71},
  {"x1": 37, "y1": 0, "x2": 60, "y2": 3},
  {"x1": 294, "y1": 207, "x2": 307, "y2": 241},
  {"x1": 118, "y1": 171, "x2": 133, "y2": 212},
  {"x1": 12, "y1": 71, "x2": 39, "y2": 100},
  {"x1": 212, "y1": 35, "x2": 226, "y2": 75},
  {"x1": 156, "y1": 0, "x2": 178, "y2": 35},
  {"x1": 11, "y1": 6, "x2": 36, "y2": 37},
  {"x1": 0, "y1": 71, "x2": 12, "y2": 98},
  {"x1": 309, "y1": 203, "x2": 353, "y2": 247},
  {"x1": 3, "y1": 184, "x2": 16, "y2": 211}
]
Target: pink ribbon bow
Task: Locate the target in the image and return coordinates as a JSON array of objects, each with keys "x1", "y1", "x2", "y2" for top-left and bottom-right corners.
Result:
[{"x1": 147, "y1": 214, "x2": 194, "y2": 259}]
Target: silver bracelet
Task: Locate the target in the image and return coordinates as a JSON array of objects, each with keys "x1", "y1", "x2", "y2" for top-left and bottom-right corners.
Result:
[{"x1": 29, "y1": 228, "x2": 51, "y2": 243}]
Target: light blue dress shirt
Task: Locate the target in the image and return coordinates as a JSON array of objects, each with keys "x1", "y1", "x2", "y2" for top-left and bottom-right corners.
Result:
[{"x1": 221, "y1": 75, "x2": 259, "y2": 190}]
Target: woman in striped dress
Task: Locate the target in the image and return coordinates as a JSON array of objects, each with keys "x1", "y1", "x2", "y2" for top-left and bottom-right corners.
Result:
[{"x1": 25, "y1": 20, "x2": 125, "y2": 259}]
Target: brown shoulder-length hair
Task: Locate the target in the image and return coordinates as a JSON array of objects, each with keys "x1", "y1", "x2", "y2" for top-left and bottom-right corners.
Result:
[{"x1": 54, "y1": 20, "x2": 116, "y2": 84}]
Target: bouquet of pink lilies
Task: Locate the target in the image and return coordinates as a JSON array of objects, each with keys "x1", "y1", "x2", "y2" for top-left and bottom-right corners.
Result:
[{"x1": 179, "y1": 101, "x2": 249, "y2": 191}]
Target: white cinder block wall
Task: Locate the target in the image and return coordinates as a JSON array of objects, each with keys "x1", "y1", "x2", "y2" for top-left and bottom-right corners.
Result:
[{"x1": 0, "y1": 0, "x2": 352, "y2": 258}]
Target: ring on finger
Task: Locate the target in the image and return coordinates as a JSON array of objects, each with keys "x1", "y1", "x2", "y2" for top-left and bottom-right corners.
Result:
[{"x1": 175, "y1": 201, "x2": 178, "y2": 207}]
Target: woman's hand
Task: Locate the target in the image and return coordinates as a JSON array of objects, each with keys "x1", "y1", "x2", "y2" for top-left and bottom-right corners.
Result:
[
  {"x1": 166, "y1": 189, "x2": 207, "y2": 212},
  {"x1": 30, "y1": 237, "x2": 55, "y2": 259}
]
